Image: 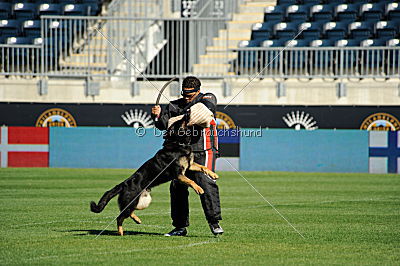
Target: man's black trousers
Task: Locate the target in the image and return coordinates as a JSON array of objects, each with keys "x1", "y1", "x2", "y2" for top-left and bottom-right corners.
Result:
[{"x1": 170, "y1": 151, "x2": 222, "y2": 228}]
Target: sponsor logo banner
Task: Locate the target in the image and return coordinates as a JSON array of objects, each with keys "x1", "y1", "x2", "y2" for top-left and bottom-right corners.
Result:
[
  {"x1": 36, "y1": 108, "x2": 77, "y2": 127},
  {"x1": 361, "y1": 113, "x2": 400, "y2": 131}
]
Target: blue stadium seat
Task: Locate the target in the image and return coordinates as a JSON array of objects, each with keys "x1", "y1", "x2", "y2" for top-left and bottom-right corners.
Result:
[
  {"x1": 262, "y1": 39, "x2": 288, "y2": 47},
  {"x1": 335, "y1": 3, "x2": 360, "y2": 22},
  {"x1": 325, "y1": 0, "x2": 346, "y2": 4},
  {"x1": 277, "y1": 0, "x2": 297, "y2": 6},
  {"x1": 285, "y1": 39, "x2": 311, "y2": 47},
  {"x1": 387, "y1": 38, "x2": 400, "y2": 46},
  {"x1": 310, "y1": 4, "x2": 334, "y2": 22},
  {"x1": 251, "y1": 21, "x2": 275, "y2": 40},
  {"x1": 309, "y1": 39, "x2": 335, "y2": 47},
  {"x1": 386, "y1": 2, "x2": 400, "y2": 21},
  {"x1": 349, "y1": 21, "x2": 374, "y2": 39},
  {"x1": 13, "y1": 3, "x2": 38, "y2": 19},
  {"x1": 63, "y1": 3, "x2": 100, "y2": 16},
  {"x1": 323, "y1": 22, "x2": 348, "y2": 40},
  {"x1": 22, "y1": 19, "x2": 41, "y2": 37},
  {"x1": 286, "y1": 5, "x2": 310, "y2": 22},
  {"x1": 299, "y1": 22, "x2": 323, "y2": 39},
  {"x1": 57, "y1": 0, "x2": 80, "y2": 4},
  {"x1": 38, "y1": 3, "x2": 63, "y2": 16},
  {"x1": 300, "y1": 0, "x2": 322, "y2": 5},
  {"x1": 236, "y1": 40, "x2": 261, "y2": 70},
  {"x1": 263, "y1": 5, "x2": 285, "y2": 22},
  {"x1": 274, "y1": 22, "x2": 301, "y2": 39},
  {"x1": 0, "y1": 2, "x2": 11, "y2": 19},
  {"x1": 360, "y1": 39, "x2": 386, "y2": 47},
  {"x1": 375, "y1": 21, "x2": 399, "y2": 39},
  {"x1": 0, "y1": 19, "x2": 21, "y2": 36},
  {"x1": 5, "y1": 36, "x2": 34, "y2": 45},
  {"x1": 335, "y1": 38, "x2": 362, "y2": 47},
  {"x1": 360, "y1": 2, "x2": 386, "y2": 22}
]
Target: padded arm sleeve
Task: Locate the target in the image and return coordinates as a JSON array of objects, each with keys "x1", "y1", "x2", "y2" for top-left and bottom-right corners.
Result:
[{"x1": 199, "y1": 93, "x2": 217, "y2": 113}]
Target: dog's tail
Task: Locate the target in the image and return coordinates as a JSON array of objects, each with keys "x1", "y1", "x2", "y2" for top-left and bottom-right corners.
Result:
[{"x1": 90, "y1": 184, "x2": 123, "y2": 213}]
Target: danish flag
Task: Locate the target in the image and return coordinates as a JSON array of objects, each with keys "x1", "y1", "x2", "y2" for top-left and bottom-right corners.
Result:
[{"x1": 0, "y1": 127, "x2": 49, "y2": 167}]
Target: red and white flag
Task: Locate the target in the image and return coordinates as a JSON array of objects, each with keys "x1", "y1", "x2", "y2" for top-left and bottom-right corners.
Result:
[{"x1": 0, "y1": 127, "x2": 49, "y2": 167}]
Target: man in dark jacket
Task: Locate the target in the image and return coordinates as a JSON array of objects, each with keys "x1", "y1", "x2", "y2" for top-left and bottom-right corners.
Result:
[{"x1": 151, "y1": 76, "x2": 223, "y2": 236}]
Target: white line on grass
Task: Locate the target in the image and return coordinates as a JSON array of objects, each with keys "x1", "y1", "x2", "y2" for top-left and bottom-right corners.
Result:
[
  {"x1": 222, "y1": 158, "x2": 306, "y2": 239},
  {"x1": 24, "y1": 239, "x2": 217, "y2": 262}
]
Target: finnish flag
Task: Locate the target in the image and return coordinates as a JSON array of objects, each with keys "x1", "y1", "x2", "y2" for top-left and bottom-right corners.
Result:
[{"x1": 369, "y1": 131, "x2": 400, "y2": 174}]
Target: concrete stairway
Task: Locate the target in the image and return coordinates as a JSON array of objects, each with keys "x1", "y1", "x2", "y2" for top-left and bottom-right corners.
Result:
[
  {"x1": 58, "y1": 0, "x2": 163, "y2": 77},
  {"x1": 193, "y1": 0, "x2": 276, "y2": 76}
]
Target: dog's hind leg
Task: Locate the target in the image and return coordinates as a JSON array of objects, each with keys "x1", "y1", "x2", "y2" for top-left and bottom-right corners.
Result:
[
  {"x1": 117, "y1": 215, "x2": 126, "y2": 236},
  {"x1": 130, "y1": 212, "x2": 142, "y2": 224},
  {"x1": 177, "y1": 175, "x2": 204, "y2": 195},
  {"x1": 189, "y1": 162, "x2": 219, "y2": 180}
]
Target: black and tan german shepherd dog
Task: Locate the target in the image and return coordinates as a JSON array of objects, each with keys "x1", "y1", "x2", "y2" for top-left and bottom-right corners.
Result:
[{"x1": 90, "y1": 117, "x2": 218, "y2": 236}]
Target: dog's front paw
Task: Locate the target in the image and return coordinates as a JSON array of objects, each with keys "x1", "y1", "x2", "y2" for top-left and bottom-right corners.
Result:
[
  {"x1": 207, "y1": 171, "x2": 219, "y2": 180},
  {"x1": 193, "y1": 185, "x2": 204, "y2": 195}
]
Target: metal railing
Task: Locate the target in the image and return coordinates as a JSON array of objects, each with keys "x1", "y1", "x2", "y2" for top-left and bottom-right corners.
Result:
[
  {"x1": 0, "y1": 0, "x2": 399, "y2": 80},
  {"x1": 232, "y1": 46, "x2": 400, "y2": 79},
  {"x1": 0, "y1": 44, "x2": 41, "y2": 76},
  {"x1": 30, "y1": 16, "x2": 228, "y2": 79}
]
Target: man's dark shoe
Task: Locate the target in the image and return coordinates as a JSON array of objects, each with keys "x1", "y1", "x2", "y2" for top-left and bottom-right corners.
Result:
[
  {"x1": 164, "y1": 227, "x2": 187, "y2": 237},
  {"x1": 209, "y1": 222, "x2": 224, "y2": 235}
]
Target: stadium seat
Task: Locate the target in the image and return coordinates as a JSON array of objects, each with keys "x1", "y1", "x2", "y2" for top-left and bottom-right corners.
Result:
[
  {"x1": 335, "y1": 3, "x2": 360, "y2": 22},
  {"x1": 58, "y1": 0, "x2": 80, "y2": 4},
  {"x1": 349, "y1": 21, "x2": 374, "y2": 39},
  {"x1": 360, "y1": 39, "x2": 387, "y2": 47},
  {"x1": 387, "y1": 38, "x2": 400, "y2": 46},
  {"x1": 323, "y1": 22, "x2": 348, "y2": 40},
  {"x1": 299, "y1": 22, "x2": 323, "y2": 39},
  {"x1": 262, "y1": 39, "x2": 288, "y2": 47},
  {"x1": 277, "y1": 0, "x2": 297, "y2": 6},
  {"x1": 285, "y1": 39, "x2": 311, "y2": 70},
  {"x1": 300, "y1": 0, "x2": 322, "y2": 5},
  {"x1": 0, "y1": 2, "x2": 11, "y2": 19},
  {"x1": 285, "y1": 39, "x2": 311, "y2": 47},
  {"x1": 263, "y1": 5, "x2": 285, "y2": 22},
  {"x1": 64, "y1": 3, "x2": 100, "y2": 16},
  {"x1": 386, "y1": 2, "x2": 400, "y2": 21},
  {"x1": 22, "y1": 19, "x2": 41, "y2": 37},
  {"x1": 335, "y1": 38, "x2": 362, "y2": 47},
  {"x1": 310, "y1": 4, "x2": 334, "y2": 22},
  {"x1": 0, "y1": 19, "x2": 21, "y2": 36},
  {"x1": 274, "y1": 22, "x2": 301, "y2": 39},
  {"x1": 260, "y1": 39, "x2": 285, "y2": 70},
  {"x1": 375, "y1": 21, "x2": 399, "y2": 39},
  {"x1": 5, "y1": 36, "x2": 33, "y2": 45},
  {"x1": 38, "y1": 3, "x2": 63, "y2": 16},
  {"x1": 309, "y1": 39, "x2": 334, "y2": 47},
  {"x1": 286, "y1": 5, "x2": 310, "y2": 22},
  {"x1": 251, "y1": 21, "x2": 276, "y2": 41},
  {"x1": 13, "y1": 3, "x2": 38, "y2": 19},
  {"x1": 236, "y1": 40, "x2": 261, "y2": 70},
  {"x1": 360, "y1": 2, "x2": 386, "y2": 22}
]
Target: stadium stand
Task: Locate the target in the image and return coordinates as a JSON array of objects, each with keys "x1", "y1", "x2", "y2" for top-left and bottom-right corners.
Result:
[{"x1": 231, "y1": 0, "x2": 400, "y2": 75}]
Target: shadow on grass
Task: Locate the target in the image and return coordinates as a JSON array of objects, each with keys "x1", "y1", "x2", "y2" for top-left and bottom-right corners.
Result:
[{"x1": 62, "y1": 229, "x2": 164, "y2": 237}]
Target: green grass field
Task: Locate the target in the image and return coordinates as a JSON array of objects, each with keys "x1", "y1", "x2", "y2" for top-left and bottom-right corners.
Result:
[{"x1": 0, "y1": 168, "x2": 399, "y2": 265}]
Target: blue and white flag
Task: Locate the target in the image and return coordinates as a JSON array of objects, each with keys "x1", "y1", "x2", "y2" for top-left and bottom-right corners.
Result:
[{"x1": 369, "y1": 131, "x2": 400, "y2": 174}]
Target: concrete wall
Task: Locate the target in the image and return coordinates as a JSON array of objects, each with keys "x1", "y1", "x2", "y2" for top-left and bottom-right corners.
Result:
[{"x1": 0, "y1": 77, "x2": 399, "y2": 105}]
